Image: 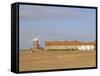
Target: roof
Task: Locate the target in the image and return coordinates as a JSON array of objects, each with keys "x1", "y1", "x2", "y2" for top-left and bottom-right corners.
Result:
[{"x1": 45, "y1": 41, "x2": 96, "y2": 46}]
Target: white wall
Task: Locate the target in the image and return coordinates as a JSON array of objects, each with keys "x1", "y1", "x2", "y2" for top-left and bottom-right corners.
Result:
[
  {"x1": 77, "y1": 45, "x2": 95, "y2": 50},
  {"x1": 45, "y1": 45, "x2": 95, "y2": 50},
  {"x1": 0, "y1": 0, "x2": 99, "y2": 76}
]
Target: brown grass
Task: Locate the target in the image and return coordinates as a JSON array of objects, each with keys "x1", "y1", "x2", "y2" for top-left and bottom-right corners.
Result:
[{"x1": 19, "y1": 50, "x2": 96, "y2": 71}]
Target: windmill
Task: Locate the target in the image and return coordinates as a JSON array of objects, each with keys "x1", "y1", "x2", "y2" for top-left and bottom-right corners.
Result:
[
  {"x1": 32, "y1": 37, "x2": 40, "y2": 49},
  {"x1": 28, "y1": 36, "x2": 43, "y2": 51}
]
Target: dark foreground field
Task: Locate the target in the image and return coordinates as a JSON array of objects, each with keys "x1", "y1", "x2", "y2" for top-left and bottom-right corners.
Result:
[{"x1": 19, "y1": 50, "x2": 96, "y2": 71}]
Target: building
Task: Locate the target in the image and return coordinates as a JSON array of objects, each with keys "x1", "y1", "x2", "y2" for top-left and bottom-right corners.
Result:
[{"x1": 44, "y1": 40, "x2": 96, "y2": 51}]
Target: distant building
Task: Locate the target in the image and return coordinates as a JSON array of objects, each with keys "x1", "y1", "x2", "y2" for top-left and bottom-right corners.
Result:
[{"x1": 44, "y1": 40, "x2": 96, "y2": 51}]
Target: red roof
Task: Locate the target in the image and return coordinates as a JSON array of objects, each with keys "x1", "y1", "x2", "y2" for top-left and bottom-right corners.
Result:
[{"x1": 45, "y1": 41, "x2": 96, "y2": 46}]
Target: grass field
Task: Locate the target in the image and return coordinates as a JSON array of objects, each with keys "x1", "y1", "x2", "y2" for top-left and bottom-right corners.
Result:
[{"x1": 19, "y1": 50, "x2": 96, "y2": 71}]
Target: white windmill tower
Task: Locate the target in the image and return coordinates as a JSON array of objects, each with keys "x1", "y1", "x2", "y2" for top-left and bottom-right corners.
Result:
[{"x1": 32, "y1": 37, "x2": 40, "y2": 49}]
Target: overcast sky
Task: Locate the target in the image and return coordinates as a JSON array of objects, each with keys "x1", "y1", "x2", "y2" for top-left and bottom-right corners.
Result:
[{"x1": 19, "y1": 5, "x2": 96, "y2": 49}]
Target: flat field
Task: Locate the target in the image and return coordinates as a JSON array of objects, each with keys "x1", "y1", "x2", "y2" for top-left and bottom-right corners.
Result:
[{"x1": 19, "y1": 50, "x2": 96, "y2": 71}]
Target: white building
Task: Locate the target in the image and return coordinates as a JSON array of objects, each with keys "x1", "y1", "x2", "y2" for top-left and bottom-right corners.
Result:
[{"x1": 77, "y1": 44, "x2": 95, "y2": 51}]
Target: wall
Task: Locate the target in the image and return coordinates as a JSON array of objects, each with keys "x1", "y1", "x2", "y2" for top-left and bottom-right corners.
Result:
[
  {"x1": 77, "y1": 45, "x2": 95, "y2": 50},
  {"x1": 45, "y1": 45, "x2": 95, "y2": 50}
]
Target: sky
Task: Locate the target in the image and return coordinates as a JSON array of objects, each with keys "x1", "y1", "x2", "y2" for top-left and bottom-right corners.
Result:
[{"x1": 19, "y1": 4, "x2": 96, "y2": 49}]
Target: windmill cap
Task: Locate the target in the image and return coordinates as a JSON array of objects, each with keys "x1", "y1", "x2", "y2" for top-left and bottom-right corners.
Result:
[{"x1": 32, "y1": 38, "x2": 38, "y2": 41}]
